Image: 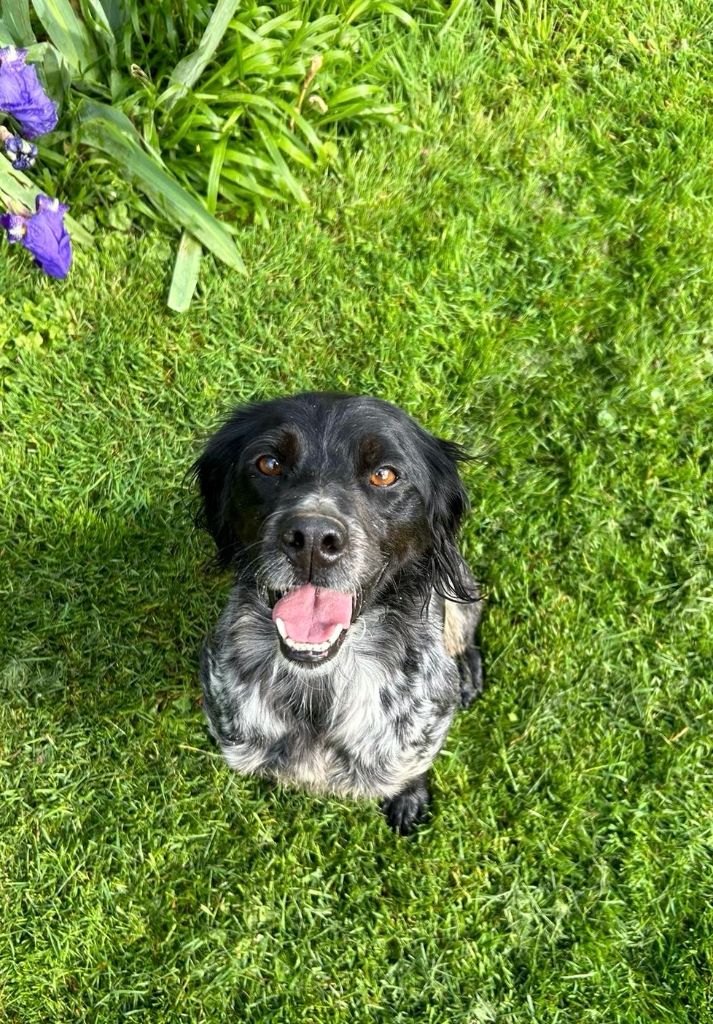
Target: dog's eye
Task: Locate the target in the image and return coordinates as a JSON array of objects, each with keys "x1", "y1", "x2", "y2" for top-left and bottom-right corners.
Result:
[
  {"x1": 370, "y1": 466, "x2": 398, "y2": 487},
  {"x1": 256, "y1": 455, "x2": 282, "y2": 477}
]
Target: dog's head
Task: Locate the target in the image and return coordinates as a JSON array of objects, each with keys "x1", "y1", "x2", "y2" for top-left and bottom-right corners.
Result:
[{"x1": 194, "y1": 392, "x2": 473, "y2": 667}]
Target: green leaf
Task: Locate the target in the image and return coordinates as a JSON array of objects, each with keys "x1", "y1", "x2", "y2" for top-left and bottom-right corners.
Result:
[
  {"x1": 167, "y1": 231, "x2": 202, "y2": 313},
  {"x1": 77, "y1": 0, "x2": 116, "y2": 63},
  {"x1": 250, "y1": 115, "x2": 310, "y2": 204},
  {"x1": 220, "y1": 166, "x2": 287, "y2": 203},
  {"x1": 2, "y1": 0, "x2": 35, "y2": 44},
  {"x1": 161, "y1": 0, "x2": 240, "y2": 113},
  {"x1": 76, "y1": 100, "x2": 245, "y2": 272},
  {"x1": 344, "y1": 0, "x2": 414, "y2": 27},
  {"x1": 97, "y1": 0, "x2": 125, "y2": 35},
  {"x1": 206, "y1": 137, "x2": 228, "y2": 214},
  {"x1": 30, "y1": 0, "x2": 100, "y2": 75},
  {"x1": 328, "y1": 83, "x2": 384, "y2": 104}
]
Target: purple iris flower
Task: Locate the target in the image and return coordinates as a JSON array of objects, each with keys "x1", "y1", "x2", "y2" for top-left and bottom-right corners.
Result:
[
  {"x1": 0, "y1": 46, "x2": 58, "y2": 139},
  {"x1": 0, "y1": 194, "x2": 72, "y2": 279},
  {"x1": 3, "y1": 132, "x2": 38, "y2": 170}
]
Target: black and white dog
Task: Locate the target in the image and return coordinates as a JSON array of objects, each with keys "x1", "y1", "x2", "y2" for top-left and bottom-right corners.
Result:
[{"x1": 194, "y1": 392, "x2": 483, "y2": 834}]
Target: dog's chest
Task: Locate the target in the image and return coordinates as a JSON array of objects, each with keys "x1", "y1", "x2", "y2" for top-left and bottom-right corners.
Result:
[
  {"x1": 208, "y1": 646, "x2": 456, "y2": 800},
  {"x1": 203, "y1": 595, "x2": 460, "y2": 800},
  {"x1": 274, "y1": 659, "x2": 455, "y2": 799}
]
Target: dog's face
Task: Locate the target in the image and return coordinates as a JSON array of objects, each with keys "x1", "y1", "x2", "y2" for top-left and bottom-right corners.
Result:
[{"x1": 195, "y1": 392, "x2": 472, "y2": 668}]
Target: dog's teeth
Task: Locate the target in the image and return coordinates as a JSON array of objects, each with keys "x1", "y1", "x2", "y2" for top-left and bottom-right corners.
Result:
[
  {"x1": 286, "y1": 639, "x2": 305, "y2": 652},
  {"x1": 280, "y1": 629, "x2": 344, "y2": 656}
]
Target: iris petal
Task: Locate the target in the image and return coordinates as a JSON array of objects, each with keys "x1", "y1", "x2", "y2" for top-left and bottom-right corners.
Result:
[
  {"x1": 0, "y1": 46, "x2": 58, "y2": 139},
  {"x1": 1, "y1": 194, "x2": 72, "y2": 278}
]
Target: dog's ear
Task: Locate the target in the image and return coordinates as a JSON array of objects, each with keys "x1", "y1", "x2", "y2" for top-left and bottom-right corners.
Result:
[
  {"x1": 193, "y1": 414, "x2": 249, "y2": 568},
  {"x1": 423, "y1": 434, "x2": 476, "y2": 602}
]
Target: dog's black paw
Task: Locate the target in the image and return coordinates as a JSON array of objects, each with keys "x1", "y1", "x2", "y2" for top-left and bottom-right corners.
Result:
[
  {"x1": 457, "y1": 645, "x2": 484, "y2": 709},
  {"x1": 382, "y1": 777, "x2": 430, "y2": 836}
]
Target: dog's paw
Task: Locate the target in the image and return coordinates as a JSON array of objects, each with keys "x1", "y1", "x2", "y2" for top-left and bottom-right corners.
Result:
[
  {"x1": 458, "y1": 645, "x2": 484, "y2": 709},
  {"x1": 382, "y1": 779, "x2": 430, "y2": 836}
]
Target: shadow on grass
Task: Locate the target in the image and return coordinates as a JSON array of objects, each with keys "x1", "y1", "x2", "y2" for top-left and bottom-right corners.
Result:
[{"x1": 1, "y1": 498, "x2": 225, "y2": 717}]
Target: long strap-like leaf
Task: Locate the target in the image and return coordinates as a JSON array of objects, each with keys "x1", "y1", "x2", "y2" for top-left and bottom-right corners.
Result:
[
  {"x1": 167, "y1": 231, "x2": 202, "y2": 313},
  {"x1": 30, "y1": 0, "x2": 99, "y2": 75},
  {"x1": 161, "y1": 0, "x2": 240, "y2": 114},
  {"x1": 76, "y1": 100, "x2": 245, "y2": 272},
  {"x1": 1, "y1": 0, "x2": 35, "y2": 45},
  {"x1": 163, "y1": 0, "x2": 240, "y2": 309}
]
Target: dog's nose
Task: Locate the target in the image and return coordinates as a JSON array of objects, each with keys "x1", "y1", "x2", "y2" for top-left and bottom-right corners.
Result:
[{"x1": 280, "y1": 514, "x2": 348, "y2": 572}]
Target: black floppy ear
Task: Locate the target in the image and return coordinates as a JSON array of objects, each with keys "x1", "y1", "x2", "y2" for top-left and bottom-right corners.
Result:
[
  {"x1": 192, "y1": 412, "x2": 250, "y2": 568},
  {"x1": 423, "y1": 434, "x2": 476, "y2": 602}
]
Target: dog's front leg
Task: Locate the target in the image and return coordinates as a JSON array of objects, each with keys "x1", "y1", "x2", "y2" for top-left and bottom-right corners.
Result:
[{"x1": 381, "y1": 774, "x2": 431, "y2": 835}]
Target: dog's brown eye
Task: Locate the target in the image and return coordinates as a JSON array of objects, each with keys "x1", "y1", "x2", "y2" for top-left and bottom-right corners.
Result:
[
  {"x1": 370, "y1": 466, "x2": 398, "y2": 487},
  {"x1": 256, "y1": 455, "x2": 282, "y2": 477}
]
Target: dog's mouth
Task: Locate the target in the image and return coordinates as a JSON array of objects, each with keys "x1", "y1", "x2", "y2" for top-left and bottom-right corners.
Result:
[{"x1": 270, "y1": 584, "x2": 356, "y2": 666}]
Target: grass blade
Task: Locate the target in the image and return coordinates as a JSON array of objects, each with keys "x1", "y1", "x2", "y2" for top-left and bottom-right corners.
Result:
[
  {"x1": 76, "y1": 100, "x2": 245, "y2": 272},
  {"x1": 438, "y1": 0, "x2": 471, "y2": 37}
]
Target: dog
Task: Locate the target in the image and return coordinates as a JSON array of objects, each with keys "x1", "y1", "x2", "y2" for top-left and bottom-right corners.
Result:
[{"x1": 194, "y1": 392, "x2": 483, "y2": 834}]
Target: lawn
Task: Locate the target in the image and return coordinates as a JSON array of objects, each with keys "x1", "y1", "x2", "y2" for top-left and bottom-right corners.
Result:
[{"x1": 1, "y1": 2, "x2": 712, "y2": 1021}]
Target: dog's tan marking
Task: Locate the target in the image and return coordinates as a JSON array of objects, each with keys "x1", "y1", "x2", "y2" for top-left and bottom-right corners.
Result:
[{"x1": 443, "y1": 598, "x2": 481, "y2": 657}]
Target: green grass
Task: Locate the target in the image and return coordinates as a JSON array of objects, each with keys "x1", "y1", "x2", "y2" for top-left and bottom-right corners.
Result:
[{"x1": 1, "y1": 2, "x2": 712, "y2": 1020}]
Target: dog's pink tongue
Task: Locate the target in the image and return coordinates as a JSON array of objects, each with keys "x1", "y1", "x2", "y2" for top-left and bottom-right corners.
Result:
[{"x1": 272, "y1": 584, "x2": 352, "y2": 643}]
